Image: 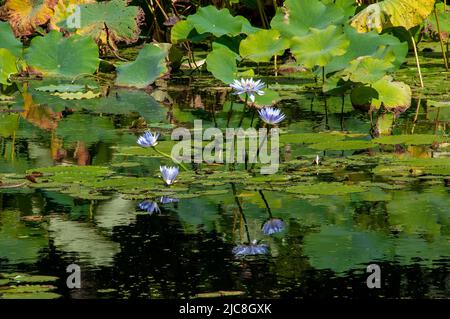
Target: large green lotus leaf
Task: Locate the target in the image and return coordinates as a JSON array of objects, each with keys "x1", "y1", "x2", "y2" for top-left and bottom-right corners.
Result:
[
  {"x1": 340, "y1": 56, "x2": 394, "y2": 84},
  {"x1": 25, "y1": 31, "x2": 99, "y2": 77},
  {"x1": 186, "y1": 5, "x2": 248, "y2": 37},
  {"x1": 206, "y1": 47, "x2": 237, "y2": 84},
  {"x1": 321, "y1": 0, "x2": 356, "y2": 17},
  {"x1": 291, "y1": 25, "x2": 349, "y2": 68},
  {"x1": 270, "y1": 0, "x2": 345, "y2": 38},
  {"x1": 63, "y1": 0, "x2": 143, "y2": 45},
  {"x1": 325, "y1": 26, "x2": 408, "y2": 75},
  {"x1": 350, "y1": 0, "x2": 435, "y2": 32},
  {"x1": 239, "y1": 29, "x2": 289, "y2": 63},
  {"x1": 0, "y1": 48, "x2": 18, "y2": 85},
  {"x1": 171, "y1": 20, "x2": 194, "y2": 43},
  {"x1": 371, "y1": 76, "x2": 411, "y2": 111},
  {"x1": 351, "y1": 76, "x2": 411, "y2": 112},
  {"x1": 115, "y1": 43, "x2": 170, "y2": 89},
  {"x1": 303, "y1": 226, "x2": 391, "y2": 274},
  {"x1": 0, "y1": 21, "x2": 23, "y2": 58},
  {"x1": 0, "y1": 0, "x2": 57, "y2": 36}
]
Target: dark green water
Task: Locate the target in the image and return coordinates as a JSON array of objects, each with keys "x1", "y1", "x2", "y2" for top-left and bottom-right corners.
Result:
[{"x1": 0, "y1": 59, "x2": 449, "y2": 298}]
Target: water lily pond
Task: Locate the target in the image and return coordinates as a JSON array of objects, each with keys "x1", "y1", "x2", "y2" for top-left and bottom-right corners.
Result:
[{"x1": 0, "y1": 0, "x2": 449, "y2": 300}]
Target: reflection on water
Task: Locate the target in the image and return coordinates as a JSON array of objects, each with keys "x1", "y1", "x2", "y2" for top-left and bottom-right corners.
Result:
[{"x1": 0, "y1": 77, "x2": 449, "y2": 299}]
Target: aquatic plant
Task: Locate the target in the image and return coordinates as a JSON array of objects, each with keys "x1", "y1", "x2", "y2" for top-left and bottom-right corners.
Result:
[
  {"x1": 160, "y1": 166, "x2": 179, "y2": 186},
  {"x1": 258, "y1": 107, "x2": 286, "y2": 125},
  {"x1": 137, "y1": 131, "x2": 160, "y2": 148},
  {"x1": 230, "y1": 78, "x2": 266, "y2": 103}
]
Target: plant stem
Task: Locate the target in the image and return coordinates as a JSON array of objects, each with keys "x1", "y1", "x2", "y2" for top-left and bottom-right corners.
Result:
[
  {"x1": 259, "y1": 190, "x2": 273, "y2": 218},
  {"x1": 434, "y1": 7, "x2": 449, "y2": 71},
  {"x1": 231, "y1": 183, "x2": 251, "y2": 243},
  {"x1": 238, "y1": 93, "x2": 249, "y2": 127},
  {"x1": 410, "y1": 32, "x2": 424, "y2": 88},
  {"x1": 152, "y1": 146, "x2": 188, "y2": 171}
]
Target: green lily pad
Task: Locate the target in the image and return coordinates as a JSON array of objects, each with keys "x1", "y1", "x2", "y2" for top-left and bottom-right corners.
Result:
[
  {"x1": 115, "y1": 43, "x2": 170, "y2": 88},
  {"x1": 171, "y1": 20, "x2": 194, "y2": 43},
  {"x1": 25, "y1": 31, "x2": 99, "y2": 78},
  {"x1": 309, "y1": 139, "x2": 376, "y2": 151},
  {"x1": 286, "y1": 183, "x2": 367, "y2": 195},
  {"x1": 373, "y1": 134, "x2": 447, "y2": 145},
  {"x1": 0, "y1": 292, "x2": 61, "y2": 299}
]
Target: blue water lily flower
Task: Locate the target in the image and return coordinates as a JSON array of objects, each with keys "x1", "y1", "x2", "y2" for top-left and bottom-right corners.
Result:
[
  {"x1": 137, "y1": 131, "x2": 160, "y2": 147},
  {"x1": 258, "y1": 107, "x2": 286, "y2": 125},
  {"x1": 138, "y1": 201, "x2": 161, "y2": 215},
  {"x1": 262, "y1": 218, "x2": 285, "y2": 235},
  {"x1": 230, "y1": 78, "x2": 265, "y2": 102},
  {"x1": 160, "y1": 166, "x2": 179, "y2": 185},
  {"x1": 232, "y1": 240, "x2": 269, "y2": 257}
]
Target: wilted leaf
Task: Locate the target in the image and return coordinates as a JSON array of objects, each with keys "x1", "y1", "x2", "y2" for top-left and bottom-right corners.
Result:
[
  {"x1": 25, "y1": 31, "x2": 99, "y2": 77},
  {"x1": 0, "y1": 0, "x2": 58, "y2": 36},
  {"x1": 64, "y1": 0, "x2": 144, "y2": 45},
  {"x1": 350, "y1": 0, "x2": 435, "y2": 32},
  {"x1": 115, "y1": 43, "x2": 171, "y2": 89}
]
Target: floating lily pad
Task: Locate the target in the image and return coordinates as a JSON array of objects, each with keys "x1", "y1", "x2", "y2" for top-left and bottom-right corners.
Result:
[
  {"x1": 309, "y1": 139, "x2": 376, "y2": 151},
  {"x1": 286, "y1": 183, "x2": 367, "y2": 195},
  {"x1": 373, "y1": 134, "x2": 447, "y2": 145}
]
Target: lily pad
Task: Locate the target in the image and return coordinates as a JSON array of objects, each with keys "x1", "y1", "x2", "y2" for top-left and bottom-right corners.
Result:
[
  {"x1": 309, "y1": 139, "x2": 377, "y2": 151},
  {"x1": 286, "y1": 183, "x2": 367, "y2": 195},
  {"x1": 373, "y1": 134, "x2": 447, "y2": 145}
]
